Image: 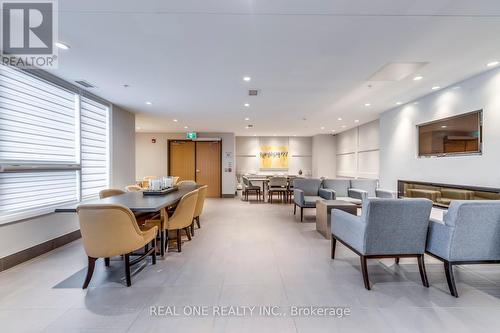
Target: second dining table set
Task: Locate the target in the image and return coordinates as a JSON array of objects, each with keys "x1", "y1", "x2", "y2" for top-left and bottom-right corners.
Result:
[
  {"x1": 55, "y1": 177, "x2": 208, "y2": 288},
  {"x1": 242, "y1": 175, "x2": 301, "y2": 203}
]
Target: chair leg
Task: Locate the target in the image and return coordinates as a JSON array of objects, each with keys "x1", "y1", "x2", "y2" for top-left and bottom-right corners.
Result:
[
  {"x1": 164, "y1": 230, "x2": 169, "y2": 253},
  {"x1": 294, "y1": 204, "x2": 296, "y2": 215},
  {"x1": 124, "y1": 254, "x2": 132, "y2": 287},
  {"x1": 331, "y1": 237, "x2": 337, "y2": 259},
  {"x1": 104, "y1": 257, "x2": 110, "y2": 267},
  {"x1": 177, "y1": 229, "x2": 182, "y2": 252},
  {"x1": 185, "y1": 227, "x2": 192, "y2": 241},
  {"x1": 191, "y1": 221, "x2": 195, "y2": 236},
  {"x1": 151, "y1": 239, "x2": 157, "y2": 265},
  {"x1": 300, "y1": 207, "x2": 304, "y2": 222},
  {"x1": 395, "y1": 258, "x2": 400, "y2": 265},
  {"x1": 444, "y1": 262, "x2": 458, "y2": 297},
  {"x1": 160, "y1": 228, "x2": 165, "y2": 257},
  {"x1": 196, "y1": 216, "x2": 200, "y2": 229},
  {"x1": 360, "y1": 256, "x2": 371, "y2": 290},
  {"x1": 82, "y1": 257, "x2": 97, "y2": 289},
  {"x1": 417, "y1": 254, "x2": 429, "y2": 288}
]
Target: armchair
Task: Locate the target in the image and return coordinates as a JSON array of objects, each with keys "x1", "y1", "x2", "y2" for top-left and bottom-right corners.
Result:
[
  {"x1": 322, "y1": 179, "x2": 395, "y2": 204},
  {"x1": 426, "y1": 201, "x2": 500, "y2": 297},
  {"x1": 293, "y1": 178, "x2": 334, "y2": 222},
  {"x1": 331, "y1": 198, "x2": 433, "y2": 290}
]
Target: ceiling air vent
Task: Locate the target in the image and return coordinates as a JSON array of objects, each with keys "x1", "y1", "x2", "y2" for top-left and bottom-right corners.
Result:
[
  {"x1": 248, "y1": 89, "x2": 258, "y2": 96},
  {"x1": 75, "y1": 80, "x2": 95, "y2": 88},
  {"x1": 246, "y1": 124, "x2": 254, "y2": 128}
]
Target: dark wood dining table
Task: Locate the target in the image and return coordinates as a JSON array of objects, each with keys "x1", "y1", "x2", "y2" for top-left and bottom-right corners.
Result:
[{"x1": 55, "y1": 184, "x2": 201, "y2": 256}]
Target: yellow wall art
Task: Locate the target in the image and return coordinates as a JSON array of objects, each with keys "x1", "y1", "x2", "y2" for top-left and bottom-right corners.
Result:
[{"x1": 259, "y1": 145, "x2": 289, "y2": 169}]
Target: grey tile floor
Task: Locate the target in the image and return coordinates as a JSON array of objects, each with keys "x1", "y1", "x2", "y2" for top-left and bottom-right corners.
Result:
[{"x1": 2, "y1": 197, "x2": 500, "y2": 332}]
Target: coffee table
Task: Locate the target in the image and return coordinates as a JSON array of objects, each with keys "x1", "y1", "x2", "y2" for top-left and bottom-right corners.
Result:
[{"x1": 316, "y1": 200, "x2": 360, "y2": 239}]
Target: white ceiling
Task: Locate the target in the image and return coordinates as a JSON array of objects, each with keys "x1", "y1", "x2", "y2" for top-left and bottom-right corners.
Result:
[{"x1": 50, "y1": 0, "x2": 500, "y2": 135}]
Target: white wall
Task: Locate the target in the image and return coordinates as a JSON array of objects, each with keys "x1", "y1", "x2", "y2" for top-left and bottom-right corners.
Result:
[
  {"x1": 312, "y1": 134, "x2": 336, "y2": 178},
  {"x1": 111, "y1": 106, "x2": 136, "y2": 189},
  {"x1": 235, "y1": 136, "x2": 313, "y2": 176},
  {"x1": 380, "y1": 68, "x2": 500, "y2": 191},
  {"x1": 0, "y1": 106, "x2": 137, "y2": 258},
  {"x1": 336, "y1": 120, "x2": 379, "y2": 179},
  {"x1": 135, "y1": 132, "x2": 236, "y2": 195}
]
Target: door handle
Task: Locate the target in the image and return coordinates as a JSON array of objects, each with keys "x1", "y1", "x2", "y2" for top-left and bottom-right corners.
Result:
[{"x1": 196, "y1": 169, "x2": 200, "y2": 173}]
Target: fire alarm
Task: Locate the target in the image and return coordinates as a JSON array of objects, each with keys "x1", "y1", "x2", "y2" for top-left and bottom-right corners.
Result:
[{"x1": 151, "y1": 138, "x2": 156, "y2": 144}]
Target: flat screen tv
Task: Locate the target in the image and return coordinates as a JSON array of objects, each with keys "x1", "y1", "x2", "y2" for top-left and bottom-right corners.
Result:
[{"x1": 418, "y1": 110, "x2": 482, "y2": 157}]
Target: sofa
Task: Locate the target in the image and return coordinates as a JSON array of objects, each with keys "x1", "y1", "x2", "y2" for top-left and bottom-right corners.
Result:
[
  {"x1": 293, "y1": 178, "x2": 334, "y2": 222},
  {"x1": 321, "y1": 179, "x2": 395, "y2": 204},
  {"x1": 426, "y1": 200, "x2": 500, "y2": 297}
]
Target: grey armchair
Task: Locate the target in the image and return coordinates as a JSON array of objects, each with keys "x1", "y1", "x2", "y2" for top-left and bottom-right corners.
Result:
[
  {"x1": 293, "y1": 178, "x2": 334, "y2": 222},
  {"x1": 331, "y1": 198, "x2": 433, "y2": 290},
  {"x1": 426, "y1": 201, "x2": 500, "y2": 297},
  {"x1": 322, "y1": 179, "x2": 395, "y2": 204}
]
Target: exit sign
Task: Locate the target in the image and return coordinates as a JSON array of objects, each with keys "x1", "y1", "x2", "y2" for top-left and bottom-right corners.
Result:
[{"x1": 186, "y1": 132, "x2": 197, "y2": 139}]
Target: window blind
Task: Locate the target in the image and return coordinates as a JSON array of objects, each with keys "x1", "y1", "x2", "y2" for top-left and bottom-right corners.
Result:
[{"x1": 80, "y1": 97, "x2": 109, "y2": 200}]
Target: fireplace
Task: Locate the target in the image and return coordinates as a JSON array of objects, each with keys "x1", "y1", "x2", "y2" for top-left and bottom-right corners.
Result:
[{"x1": 398, "y1": 180, "x2": 500, "y2": 208}]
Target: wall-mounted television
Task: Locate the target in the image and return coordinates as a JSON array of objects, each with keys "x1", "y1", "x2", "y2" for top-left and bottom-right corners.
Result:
[{"x1": 417, "y1": 110, "x2": 482, "y2": 157}]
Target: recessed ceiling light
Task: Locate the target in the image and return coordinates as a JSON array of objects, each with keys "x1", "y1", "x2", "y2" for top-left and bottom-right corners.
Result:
[
  {"x1": 354, "y1": 120, "x2": 360, "y2": 123},
  {"x1": 331, "y1": 129, "x2": 336, "y2": 132},
  {"x1": 273, "y1": 134, "x2": 277, "y2": 136},
  {"x1": 136, "y1": 126, "x2": 141, "y2": 130},
  {"x1": 243, "y1": 76, "x2": 251, "y2": 82},
  {"x1": 293, "y1": 134, "x2": 297, "y2": 137},
  {"x1": 320, "y1": 126, "x2": 325, "y2": 130},
  {"x1": 244, "y1": 117, "x2": 250, "y2": 121},
  {"x1": 253, "y1": 134, "x2": 257, "y2": 136},
  {"x1": 487, "y1": 61, "x2": 499, "y2": 67},
  {"x1": 337, "y1": 117, "x2": 342, "y2": 121},
  {"x1": 244, "y1": 103, "x2": 250, "y2": 107},
  {"x1": 55, "y1": 42, "x2": 70, "y2": 50},
  {"x1": 396, "y1": 102, "x2": 403, "y2": 105},
  {"x1": 184, "y1": 126, "x2": 188, "y2": 129},
  {"x1": 341, "y1": 125, "x2": 346, "y2": 128},
  {"x1": 431, "y1": 86, "x2": 440, "y2": 90},
  {"x1": 413, "y1": 76, "x2": 423, "y2": 81},
  {"x1": 414, "y1": 102, "x2": 419, "y2": 105},
  {"x1": 173, "y1": 119, "x2": 178, "y2": 122},
  {"x1": 364, "y1": 103, "x2": 371, "y2": 107},
  {"x1": 145, "y1": 101, "x2": 152, "y2": 105},
  {"x1": 441, "y1": 125, "x2": 447, "y2": 128}
]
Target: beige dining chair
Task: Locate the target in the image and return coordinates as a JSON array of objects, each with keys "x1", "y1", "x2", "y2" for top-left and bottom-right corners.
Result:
[
  {"x1": 125, "y1": 185, "x2": 142, "y2": 192},
  {"x1": 77, "y1": 204, "x2": 158, "y2": 288},
  {"x1": 145, "y1": 189, "x2": 199, "y2": 252},
  {"x1": 191, "y1": 185, "x2": 208, "y2": 235},
  {"x1": 99, "y1": 188, "x2": 125, "y2": 199},
  {"x1": 177, "y1": 180, "x2": 197, "y2": 186}
]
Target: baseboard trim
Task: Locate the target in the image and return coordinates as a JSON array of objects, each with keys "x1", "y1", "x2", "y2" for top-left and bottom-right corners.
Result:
[
  {"x1": 0, "y1": 230, "x2": 81, "y2": 272},
  {"x1": 221, "y1": 194, "x2": 235, "y2": 198}
]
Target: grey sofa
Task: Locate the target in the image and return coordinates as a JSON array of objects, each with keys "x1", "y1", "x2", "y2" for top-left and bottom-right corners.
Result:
[
  {"x1": 293, "y1": 178, "x2": 334, "y2": 222},
  {"x1": 331, "y1": 198, "x2": 433, "y2": 290},
  {"x1": 426, "y1": 201, "x2": 500, "y2": 297},
  {"x1": 322, "y1": 178, "x2": 395, "y2": 204}
]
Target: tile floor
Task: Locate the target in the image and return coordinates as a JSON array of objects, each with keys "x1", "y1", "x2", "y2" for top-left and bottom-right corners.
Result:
[{"x1": 2, "y1": 197, "x2": 500, "y2": 332}]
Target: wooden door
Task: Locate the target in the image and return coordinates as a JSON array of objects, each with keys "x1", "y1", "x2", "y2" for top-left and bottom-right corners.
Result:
[
  {"x1": 196, "y1": 141, "x2": 221, "y2": 197},
  {"x1": 169, "y1": 140, "x2": 195, "y2": 181}
]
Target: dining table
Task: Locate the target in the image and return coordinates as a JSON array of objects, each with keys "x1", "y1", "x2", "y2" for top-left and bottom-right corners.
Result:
[{"x1": 55, "y1": 184, "x2": 201, "y2": 257}]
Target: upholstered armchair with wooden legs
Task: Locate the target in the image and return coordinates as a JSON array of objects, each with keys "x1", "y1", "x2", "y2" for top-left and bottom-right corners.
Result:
[
  {"x1": 76, "y1": 204, "x2": 158, "y2": 288},
  {"x1": 191, "y1": 185, "x2": 208, "y2": 235},
  {"x1": 99, "y1": 188, "x2": 125, "y2": 199},
  {"x1": 125, "y1": 185, "x2": 142, "y2": 192},
  {"x1": 145, "y1": 190, "x2": 199, "y2": 252}
]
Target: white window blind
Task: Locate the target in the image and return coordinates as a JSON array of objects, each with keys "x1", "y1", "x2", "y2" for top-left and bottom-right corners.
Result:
[
  {"x1": 0, "y1": 64, "x2": 110, "y2": 223},
  {"x1": 80, "y1": 97, "x2": 109, "y2": 199}
]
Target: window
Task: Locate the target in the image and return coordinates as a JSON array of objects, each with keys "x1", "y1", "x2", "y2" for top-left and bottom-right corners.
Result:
[{"x1": 0, "y1": 65, "x2": 110, "y2": 224}]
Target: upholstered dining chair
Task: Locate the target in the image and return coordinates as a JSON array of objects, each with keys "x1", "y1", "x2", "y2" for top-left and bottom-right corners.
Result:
[
  {"x1": 177, "y1": 180, "x2": 197, "y2": 186},
  {"x1": 191, "y1": 185, "x2": 208, "y2": 235},
  {"x1": 125, "y1": 185, "x2": 142, "y2": 192},
  {"x1": 76, "y1": 204, "x2": 157, "y2": 288},
  {"x1": 145, "y1": 189, "x2": 199, "y2": 252},
  {"x1": 242, "y1": 176, "x2": 261, "y2": 201},
  {"x1": 331, "y1": 198, "x2": 433, "y2": 290},
  {"x1": 268, "y1": 176, "x2": 288, "y2": 203},
  {"x1": 99, "y1": 188, "x2": 125, "y2": 199}
]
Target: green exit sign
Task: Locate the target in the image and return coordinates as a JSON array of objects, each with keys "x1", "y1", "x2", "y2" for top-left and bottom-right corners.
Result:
[{"x1": 186, "y1": 132, "x2": 197, "y2": 139}]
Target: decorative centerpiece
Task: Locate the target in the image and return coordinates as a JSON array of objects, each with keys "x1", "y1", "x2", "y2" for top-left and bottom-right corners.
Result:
[{"x1": 143, "y1": 176, "x2": 179, "y2": 196}]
